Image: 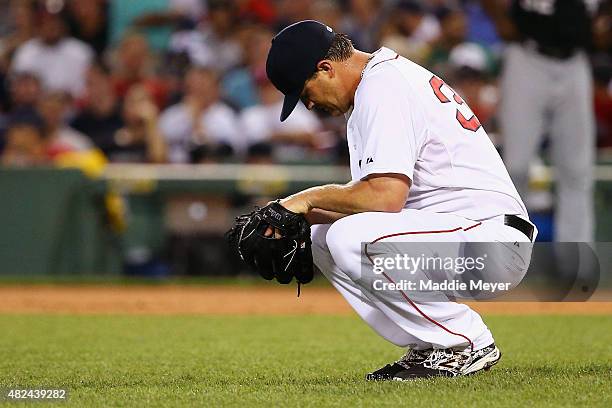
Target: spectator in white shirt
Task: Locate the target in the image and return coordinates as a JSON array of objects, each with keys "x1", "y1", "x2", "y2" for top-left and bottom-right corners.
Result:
[
  {"x1": 240, "y1": 74, "x2": 324, "y2": 163},
  {"x1": 11, "y1": 10, "x2": 94, "y2": 97},
  {"x1": 159, "y1": 66, "x2": 241, "y2": 163}
]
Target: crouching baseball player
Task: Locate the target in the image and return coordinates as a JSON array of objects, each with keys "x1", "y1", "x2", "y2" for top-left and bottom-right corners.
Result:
[{"x1": 228, "y1": 20, "x2": 537, "y2": 380}]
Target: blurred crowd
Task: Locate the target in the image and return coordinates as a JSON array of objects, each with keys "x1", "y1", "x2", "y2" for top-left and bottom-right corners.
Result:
[{"x1": 0, "y1": 0, "x2": 610, "y2": 169}]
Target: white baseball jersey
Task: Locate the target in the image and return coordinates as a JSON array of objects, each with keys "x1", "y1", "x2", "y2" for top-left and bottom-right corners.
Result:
[{"x1": 346, "y1": 47, "x2": 528, "y2": 221}]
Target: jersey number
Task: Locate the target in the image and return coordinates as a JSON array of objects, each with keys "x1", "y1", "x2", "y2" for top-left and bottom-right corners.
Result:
[{"x1": 429, "y1": 76, "x2": 482, "y2": 132}]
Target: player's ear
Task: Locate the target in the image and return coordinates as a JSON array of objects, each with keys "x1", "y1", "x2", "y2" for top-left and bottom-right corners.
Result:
[{"x1": 316, "y1": 60, "x2": 335, "y2": 78}]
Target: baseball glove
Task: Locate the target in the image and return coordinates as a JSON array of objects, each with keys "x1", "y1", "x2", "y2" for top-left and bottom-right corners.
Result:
[{"x1": 226, "y1": 201, "x2": 314, "y2": 292}]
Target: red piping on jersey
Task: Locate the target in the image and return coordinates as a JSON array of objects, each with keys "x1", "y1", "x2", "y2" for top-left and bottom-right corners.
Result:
[
  {"x1": 369, "y1": 53, "x2": 399, "y2": 70},
  {"x1": 364, "y1": 222, "x2": 482, "y2": 352}
]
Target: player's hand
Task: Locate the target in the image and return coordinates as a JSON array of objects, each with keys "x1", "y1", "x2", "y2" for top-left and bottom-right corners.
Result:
[
  {"x1": 279, "y1": 196, "x2": 311, "y2": 215},
  {"x1": 264, "y1": 197, "x2": 311, "y2": 238},
  {"x1": 264, "y1": 227, "x2": 283, "y2": 238}
]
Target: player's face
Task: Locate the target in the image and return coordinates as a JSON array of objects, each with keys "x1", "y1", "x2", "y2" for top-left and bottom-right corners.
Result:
[{"x1": 300, "y1": 68, "x2": 348, "y2": 116}]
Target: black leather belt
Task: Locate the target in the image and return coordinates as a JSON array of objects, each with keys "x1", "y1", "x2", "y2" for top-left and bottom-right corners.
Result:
[{"x1": 504, "y1": 215, "x2": 535, "y2": 242}]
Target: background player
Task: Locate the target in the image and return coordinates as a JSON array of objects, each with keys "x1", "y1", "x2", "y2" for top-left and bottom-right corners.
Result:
[
  {"x1": 482, "y1": 0, "x2": 600, "y2": 242},
  {"x1": 266, "y1": 20, "x2": 537, "y2": 380}
]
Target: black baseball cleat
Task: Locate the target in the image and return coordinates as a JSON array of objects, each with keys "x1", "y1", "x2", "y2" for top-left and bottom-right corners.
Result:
[
  {"x1": 392, "y1": 348, "x2": 468, "y2": 380},
  {"x1": 365, "y1": 348, "x2": 432, "y2": 381},
  {"x1": 391, "y1": 344, "x2": 501, "y2": 380}
]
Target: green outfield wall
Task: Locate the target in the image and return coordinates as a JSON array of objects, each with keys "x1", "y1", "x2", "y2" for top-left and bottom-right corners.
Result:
[{"x1": 0, "y1": 164, "x2": 610, "y2": 276}]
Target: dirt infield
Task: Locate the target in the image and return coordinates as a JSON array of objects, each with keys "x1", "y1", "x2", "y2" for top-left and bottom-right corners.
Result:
[{"x1": 0, "y1": 285, "x2": 611, "y2": 315}]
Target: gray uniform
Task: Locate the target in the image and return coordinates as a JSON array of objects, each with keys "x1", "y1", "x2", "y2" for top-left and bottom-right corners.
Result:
[{"x1": 500, "y1": 0, "x2": 596, "y2": 242}]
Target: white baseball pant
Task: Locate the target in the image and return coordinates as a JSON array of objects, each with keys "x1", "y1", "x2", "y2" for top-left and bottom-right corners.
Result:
[{"x1": 312, "y1": 209, "x2": 535, "y2": 351}]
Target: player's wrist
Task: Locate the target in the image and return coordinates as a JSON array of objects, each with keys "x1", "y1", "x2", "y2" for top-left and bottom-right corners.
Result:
[
  {"x1": 279, "y1": 192, "x2": 313, "y2": 214},
  {"x1": 301, "y1": 189, "x2": 322, "y2": 214}
]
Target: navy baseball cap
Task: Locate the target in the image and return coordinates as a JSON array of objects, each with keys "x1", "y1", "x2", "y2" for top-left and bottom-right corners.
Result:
[{"x1": 266, "y1": 20, "x2": 335, "y2": 121}]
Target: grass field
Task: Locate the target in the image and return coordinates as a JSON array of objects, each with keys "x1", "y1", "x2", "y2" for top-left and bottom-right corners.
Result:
[{"x1": 1, "y1": 314, "x2": 610, "y2": 407}]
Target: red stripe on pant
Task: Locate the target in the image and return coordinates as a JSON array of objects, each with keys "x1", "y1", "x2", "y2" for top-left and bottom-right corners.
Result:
[{"x1": 364, "y1": 222, "x2": 482, "y2": 351}]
